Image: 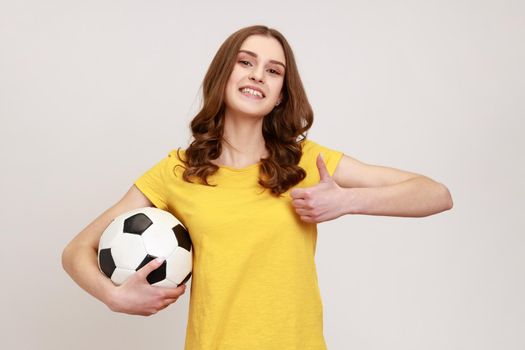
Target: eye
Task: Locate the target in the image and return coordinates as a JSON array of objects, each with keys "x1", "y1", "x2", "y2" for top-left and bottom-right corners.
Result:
[{"x1": 239, "y1": 59, "x2": 282, "y2": 75}]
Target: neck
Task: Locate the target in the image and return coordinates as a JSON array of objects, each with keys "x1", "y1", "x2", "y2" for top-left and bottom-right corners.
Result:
[{"x1": 214, "y1": 113, "x2": 268, "y2": 168}]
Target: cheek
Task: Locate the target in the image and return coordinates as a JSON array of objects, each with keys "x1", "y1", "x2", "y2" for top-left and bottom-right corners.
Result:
[
  {"x1": 226, "y1": 69, "x2": 243, "y2": 91},
  {"x1": 225, "y1": 76, "x2": 239, "y2": 98},
  {"x1": 270, "y1": 80, "x2": 284, "y2": 99},
  {"x1": 228, "y1": 66, "x2": 244, "y2": 82}
]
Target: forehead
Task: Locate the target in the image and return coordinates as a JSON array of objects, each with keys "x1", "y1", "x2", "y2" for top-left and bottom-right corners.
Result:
[{"x1": 239, "y1": 35, "x2": 286, "y2": 65}]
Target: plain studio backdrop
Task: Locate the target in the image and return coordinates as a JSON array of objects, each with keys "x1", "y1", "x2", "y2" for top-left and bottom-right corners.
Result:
[{"x1": 1, "y1": 0, "x2": 523, "y2": 349}]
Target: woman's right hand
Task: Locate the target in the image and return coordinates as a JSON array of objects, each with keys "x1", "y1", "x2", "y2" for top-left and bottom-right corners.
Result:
[{"x1": 107, "y1": 257, "x2": 187, "y2": 316}]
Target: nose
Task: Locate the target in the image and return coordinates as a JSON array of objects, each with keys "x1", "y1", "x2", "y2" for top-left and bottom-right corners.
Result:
[{"x1": 249, "y1": 65, "x2": 264, "y2": 83}]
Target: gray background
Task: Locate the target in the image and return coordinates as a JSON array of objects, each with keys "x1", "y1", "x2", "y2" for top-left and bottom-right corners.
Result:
[{"x1": 1, "y1": 0, "x2": 523, "y2": 349}]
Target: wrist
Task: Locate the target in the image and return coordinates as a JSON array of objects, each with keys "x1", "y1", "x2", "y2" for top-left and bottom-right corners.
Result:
[
  {"x1": 340, "y1": 187, "x2": 364, "y2": 215},
  {"x1": 103, "y1": 284, "x2": 120, "y2": 311}
]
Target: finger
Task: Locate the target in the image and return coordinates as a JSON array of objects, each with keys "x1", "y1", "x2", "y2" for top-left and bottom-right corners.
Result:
[
  {"x1": 295, "y1": 208, "x2": 310, "y2": 216},
  {"x1": 162, "y1": 297, "x2": 180, "y2": 306},
  {"x1": 292, "y1": 198, "x2": 307, "y2": 208},
  {"x1": 300, "y1": 215, "x2": 315, "y2": 223},
  {"x1": 161, "y1": 284, "x2": 187, "y2": 299},
  {"x1": 316, "y1": 153, "x2": 331, "y2": 182},
  {"x1": 157, "y1": 298, "x2": 176, "y2": 312},
  {"x1": 137, "y1": 257, "x2": 165, "y2": 278},
  {"x1": 290, "y1": 188, "x2": 302, "y2": 199}
]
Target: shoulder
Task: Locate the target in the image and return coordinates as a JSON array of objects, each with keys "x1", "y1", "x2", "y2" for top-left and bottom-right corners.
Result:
[
  {"x1": 299, "y1": 138, "x2": 341, "y2": 158},
  {"x1": 298, "y1": 138, "x2": 344, "y2": 178},
  {"x1": 168, "y1": 147, "x2": 187, "y2": 163},
  {"x1": 141, "y1": 147, "x2": 186, "y2": 179},
  {"x1": 298, "y1": 138, "x2": 322, "y2": 158},
  {"x1": 299, "y1": 138, "x2": 312, "y2": 151}
]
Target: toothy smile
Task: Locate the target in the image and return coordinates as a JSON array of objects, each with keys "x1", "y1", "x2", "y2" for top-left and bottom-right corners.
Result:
[{"x1": 239, "y1": 87, "x2": 265, "y2": 98}]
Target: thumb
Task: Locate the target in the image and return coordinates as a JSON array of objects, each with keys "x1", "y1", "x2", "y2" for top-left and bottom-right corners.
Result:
[
  {"x1": 316, "y1": 153, "x2": 331, "y2": 182},
  {"x1": 137, "y1": 257, "x2": 165, "y2": 278}
]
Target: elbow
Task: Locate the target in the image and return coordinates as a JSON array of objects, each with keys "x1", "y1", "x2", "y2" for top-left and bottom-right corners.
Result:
[
  {"x1": 61, "y1": 246, "x2": 70, "y2": 273},
  {"x1": 421, "y1": 183, "x2": 452, "y2": 217},
  {"x1": 61, "y1": 243, "x2": 74, "y2": 275},
  {"x1": 440, "y1": 183, "x2": 453, "y2": 211}
]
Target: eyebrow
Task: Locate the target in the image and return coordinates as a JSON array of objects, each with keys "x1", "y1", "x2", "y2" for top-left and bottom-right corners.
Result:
[{"x1": 238, "y1": 50, "x2": 286, "y2": 70}]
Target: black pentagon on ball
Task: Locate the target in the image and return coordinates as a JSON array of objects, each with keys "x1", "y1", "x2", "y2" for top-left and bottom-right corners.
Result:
[
  {"x1": 123, "y1": 213, "x2": 153, "y2": 235},
  {"x1": 136, "y1": 254, "x2": 166, "y2": 284},
  {"x1": 173, "y1": 224, "x2": 192, "y2": 252},
  {"x1": 99, "y1": 248, "x2": 116, "y2": 278}
]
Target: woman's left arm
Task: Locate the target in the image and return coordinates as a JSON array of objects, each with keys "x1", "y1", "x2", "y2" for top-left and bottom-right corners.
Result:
[
  {"x1": 333, "y1": 154, "x2": 453, "y2": 217},
  {"x1": 290, "y1": 153, "x2": 453, "y2": 223}
]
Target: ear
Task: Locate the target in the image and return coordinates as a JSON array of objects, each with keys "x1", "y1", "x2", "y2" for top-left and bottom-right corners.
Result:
[
  {"x1": 275, "y1": 99, "x2": 281, "y2": 107},
  {"x1": 276, "y1": 93, "x2": 283, "y2": 106}
]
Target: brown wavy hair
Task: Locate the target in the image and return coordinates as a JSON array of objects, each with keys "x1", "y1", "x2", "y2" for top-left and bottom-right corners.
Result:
[{"x1": 175, "y1": 24, "x2": 314, "y2": 197}]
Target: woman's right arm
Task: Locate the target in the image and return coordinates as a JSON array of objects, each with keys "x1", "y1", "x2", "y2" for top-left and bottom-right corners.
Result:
[{"x1": 61, "y1": 184, "x2": 186, "y2": 316}]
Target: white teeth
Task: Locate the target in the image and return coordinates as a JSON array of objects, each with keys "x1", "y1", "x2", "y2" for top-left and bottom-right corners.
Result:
[{"x1": 240, "y1": 88, "x2": 263, "y2": 98}]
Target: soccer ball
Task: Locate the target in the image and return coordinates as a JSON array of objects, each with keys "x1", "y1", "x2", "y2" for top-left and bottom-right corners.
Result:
[{"x1": 97, "y1": 207, "x2": 193, "y2": 288}]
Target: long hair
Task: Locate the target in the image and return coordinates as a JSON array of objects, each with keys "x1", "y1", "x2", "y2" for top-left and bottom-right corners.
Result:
[{"x1": 175, "y1": 25, "x2": 314, "y2": 197}]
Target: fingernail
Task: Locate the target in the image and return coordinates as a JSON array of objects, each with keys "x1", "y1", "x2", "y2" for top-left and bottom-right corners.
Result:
[
  {"x1": 156, "y1": 257, "x2": 165, "y2": 263},
  {"x1": 320, "y1": 153, "x2": 324, "y2": 160}
]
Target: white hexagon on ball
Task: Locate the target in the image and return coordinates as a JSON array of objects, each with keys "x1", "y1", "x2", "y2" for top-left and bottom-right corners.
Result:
[
  {"x1": 111, "y1": 233, "x2": 147, "y2": 270},
  {"x1": 142, "y1": 225, "x2": 177, "y2": 258}
]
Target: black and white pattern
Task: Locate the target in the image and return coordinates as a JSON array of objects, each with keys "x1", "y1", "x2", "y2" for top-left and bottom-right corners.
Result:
[{"x1": 98, "y1": 207, "x2": 193, "y2": 288}]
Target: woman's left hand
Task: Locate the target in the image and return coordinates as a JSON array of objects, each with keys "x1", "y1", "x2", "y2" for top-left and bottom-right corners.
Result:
[{"x1": 290, "y1": 153, "x2": 347, "y2": 223}]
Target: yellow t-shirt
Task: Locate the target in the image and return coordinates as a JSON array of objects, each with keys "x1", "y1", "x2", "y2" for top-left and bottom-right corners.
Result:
[{"x1": 134, "y1": 139, "x2": 343, "y2": 350}]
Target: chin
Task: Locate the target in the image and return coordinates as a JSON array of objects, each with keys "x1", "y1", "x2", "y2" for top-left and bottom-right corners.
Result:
[{"x1": 229, "y1": 101, "x2": 273, "y2": 117}]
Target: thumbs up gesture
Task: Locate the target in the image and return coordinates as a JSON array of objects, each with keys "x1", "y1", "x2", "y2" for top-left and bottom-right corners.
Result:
[{"x1": 290, "y1": 153, "x2": 345, "y2": 223}]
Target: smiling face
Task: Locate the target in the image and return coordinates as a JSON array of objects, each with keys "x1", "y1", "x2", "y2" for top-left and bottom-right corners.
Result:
[{"x1": 224, "y1": 34, "x2": 286, "y2": 118}]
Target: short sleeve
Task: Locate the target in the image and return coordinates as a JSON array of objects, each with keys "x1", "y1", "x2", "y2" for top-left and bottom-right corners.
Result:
[
  {"x1": 133, "y1": 153, "x2": 174, "y2": 211},
  {"x1": 300, "y1": 139, "x2": 344, "y2": 180}
]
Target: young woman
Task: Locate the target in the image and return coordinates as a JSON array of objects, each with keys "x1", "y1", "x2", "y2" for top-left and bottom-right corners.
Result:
[{"x1": 62, "y1": 25, "x2": 453, "y2": 349}]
